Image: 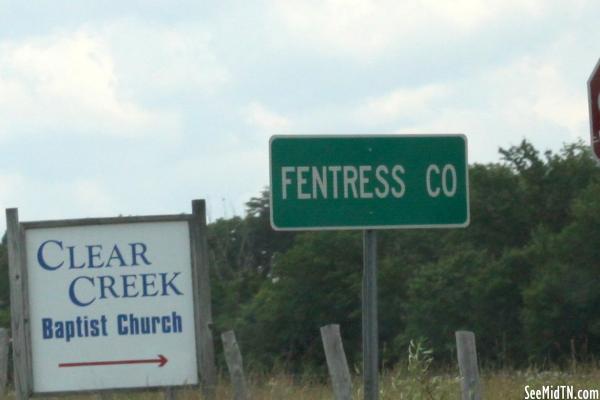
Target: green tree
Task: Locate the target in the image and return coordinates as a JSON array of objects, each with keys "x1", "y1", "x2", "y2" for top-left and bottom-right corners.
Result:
[
  {"x1": 523, "y1": 181, "x2": 600, "y2": 361},
  {"x1": 242, "y1": 188, "x2": 296, "y2": 276},
  {"x1": 402, "y1": 246, "x2": 531, "y2": 365},
  {"x1": 500, "y1": 140, "x2": 598, "y2": 233},
  {"x1": 208, "y1": 190, "x2": 299, "y2": 342},
  {"x1": 235, "y1": 231, "x2": 362, "y2": 370},
  {"x1": 449, "y1": 163, "x2": 530, "y2": 255}
]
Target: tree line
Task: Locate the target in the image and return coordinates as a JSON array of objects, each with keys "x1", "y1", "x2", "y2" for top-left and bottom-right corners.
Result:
[
  {"x1": 207, "y1": 139, "x2": 600, "y2": 371},
  {"x1": 1, "y1": 139, "x2": 599, "y2": 372}
]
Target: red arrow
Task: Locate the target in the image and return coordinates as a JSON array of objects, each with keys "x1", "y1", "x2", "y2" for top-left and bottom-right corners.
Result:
[{"x1": 59, "y1": 354, "x2": 168, "y2": 368}]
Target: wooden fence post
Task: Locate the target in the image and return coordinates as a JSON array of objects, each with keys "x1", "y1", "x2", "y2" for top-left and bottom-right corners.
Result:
[
  {"x1": 191, "y1": 200, "x2": 217, "y2": 399},
  {"x1": 6, "y1": 208, "x2": 32, "y2": 400},
  {"x1": 164, "y1": 386, "x2": 177, "y2": 400},
  {"x1": 0, "y1": 328, "x2": 8, "y2": 397},
  {"x1": 221, "y1": 330, "x2": 248, "y2": 400},
  {"x1": 456, "y1": 331, "x2": 482, "y2": 400},
  {"x1": 320, "y1": 324, "x2": 352, "y2": 400}
]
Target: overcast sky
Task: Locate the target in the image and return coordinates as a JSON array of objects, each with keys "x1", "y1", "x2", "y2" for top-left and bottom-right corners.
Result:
[{"x1": 1, "y1": 1, "x2": 599, "y2": 231}]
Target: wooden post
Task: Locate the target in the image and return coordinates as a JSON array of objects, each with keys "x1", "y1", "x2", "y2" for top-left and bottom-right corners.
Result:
[
  {"x1": 0, "y1": 328, "x2": 8, "y2": 397},
  {"x1": 456, "y1": 331, "x2": 482, "y2": 400},
  {"x1": 221, "y1": 330, "x2": 248, "y2": 400},
  {"x1": 191, "y1": 200, "x2": 217, "y2": 399},
  {"x1": 6, "y1": 208, "x2": 32, "y2": 400},
  {"x1": 320, "y1": 324, "x2": 352, "y2": 400},
  {"x1": 164, "y1": 386, "x2": 177, "y2": 400}
]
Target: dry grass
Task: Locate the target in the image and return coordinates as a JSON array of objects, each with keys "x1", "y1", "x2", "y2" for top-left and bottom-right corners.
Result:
[{"x1": 5, "y1": 367, "x2": 600, "y2": 399}]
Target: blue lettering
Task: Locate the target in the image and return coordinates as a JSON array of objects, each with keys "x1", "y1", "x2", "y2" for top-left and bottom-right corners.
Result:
[
  {"x1": 55, "y1": 322, "x2": 64, "y2": 338},
  {"x1": 162, "y1": 316, "x2": 171, "y2": 333},
  {"x1": 100, "y1": 315, "x2": 108, "y2": 336},
  {"x1": 69, "y1": 276, "x2": 95, "y2": 307},
  {"x1": 37, "y1": 240, "x2": 64, "y2": 271},
  {"x1": 39, "y1": 316, "x2": 109, "y2": 341},
  {"x1": 42, "y1": 318, "x2": 53, "y2": 339},
  {"x1": 172, "y1": 311, "x2": 182, "y2": 332},
  {"x1": 116, "y1": 312, "x2": 183, "y2": 336},
  {"x1": 160, "y1": 272, "x2": 182, "y2": 295},
  {"x1": 65, "y1": 321, "x2": 75, "y2": 342},
  {"x1": 141, "y1": 318, "x2": 152, "y2": 334},
  {"x1": 90, "y1": 319, "x2": 99, "y2": 336},
  {"x1": 117, "y1": 314, "x2": 128, "y2": 335},
  {"x1": 87, "y1": 245, "x2": 104, "y2": 268},
  {"x1": 106, "y1": 245, "x2": 126, "y2": 267},
  {"x1": 141, "y1": 273, "x2": 158, "y2": 297},
  {"x1": 99, "y1": 275, "x2": 119, "y2": 299},
  {"x1": 130, "y1": 243, "x2": 151, "y2": 266},
  {"x1": 67, "y1": 246, "x2": 85, "y2": 269},
  {"x1": 122, "y1": 274, "x2": 139, "y2": 298}
]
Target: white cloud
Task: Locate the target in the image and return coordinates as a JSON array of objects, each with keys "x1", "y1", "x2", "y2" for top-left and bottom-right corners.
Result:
[
  {"x1": 274, "y1": 0, "x2": 549, "y2": 57},
  {"x1": 389, "y1": 55, "x2": 589, "y2": 161},
  {"x1": 480, "y1": 56, "x2": 588, "y2": 140},
  {"x1": 102, "y1": 20, "x2": 230, "y2": 98},
  {"x1": 421, "y1": 0, "x2": 544, "y2": 30},
  {"x1": 358, "y1": 84, "x2": 450, "y2": 122},
  {"x1": 243, "y1": 101, "x2": 291, "y2": 133},
  {"x1": 0, "y1": 173, "x2": 26, "y2": 211},
  {"x1": 0, "y1": 174, "x2": 120, "y2": 232},
  {"x1": 71, "y1": 179, "x2": 118, "y2": 216},
  {"x1": 400, "y1": 108, "x2": 503, "y2": 162},
  {"x1": 172, "y1": 145, "x2": 269, "y2": 218},
  {"x1": 0, "y1": 30, "x2": 181, "y2": 140}
]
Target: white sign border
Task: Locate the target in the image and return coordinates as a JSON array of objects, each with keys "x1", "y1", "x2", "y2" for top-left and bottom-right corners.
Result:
[
  {"x1": 269, "y1": 133, "x2": 470, "y2": 231},
  {"x1": 15, "y1": 213, "x2": 205, "y2": 397}
]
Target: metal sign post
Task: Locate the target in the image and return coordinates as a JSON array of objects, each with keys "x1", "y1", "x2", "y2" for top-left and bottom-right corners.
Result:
[
  {"x1": 269, "y1": 134, "x2": 470, "y2": 400},
  {"x1": 362, "y1": 230, "x2": 378, "y2": 400}
]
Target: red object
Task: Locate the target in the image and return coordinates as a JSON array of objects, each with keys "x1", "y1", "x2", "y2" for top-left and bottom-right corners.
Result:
[
  {"x1": 588, "y1": 59, "x2": 600, "y2": 160},
  {"x1": 59, "y1": 354, "x2": 168, "y2": 368}
]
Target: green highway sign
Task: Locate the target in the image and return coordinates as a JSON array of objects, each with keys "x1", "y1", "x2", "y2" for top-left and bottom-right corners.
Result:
[{"x1": 269, "y1": 135, "x2": 469, "y2": 230}]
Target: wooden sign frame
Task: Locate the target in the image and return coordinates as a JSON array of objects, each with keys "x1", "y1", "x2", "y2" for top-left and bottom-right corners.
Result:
[{"x1": 5, "y1": 200, "x2": 216, "y2": 398}]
